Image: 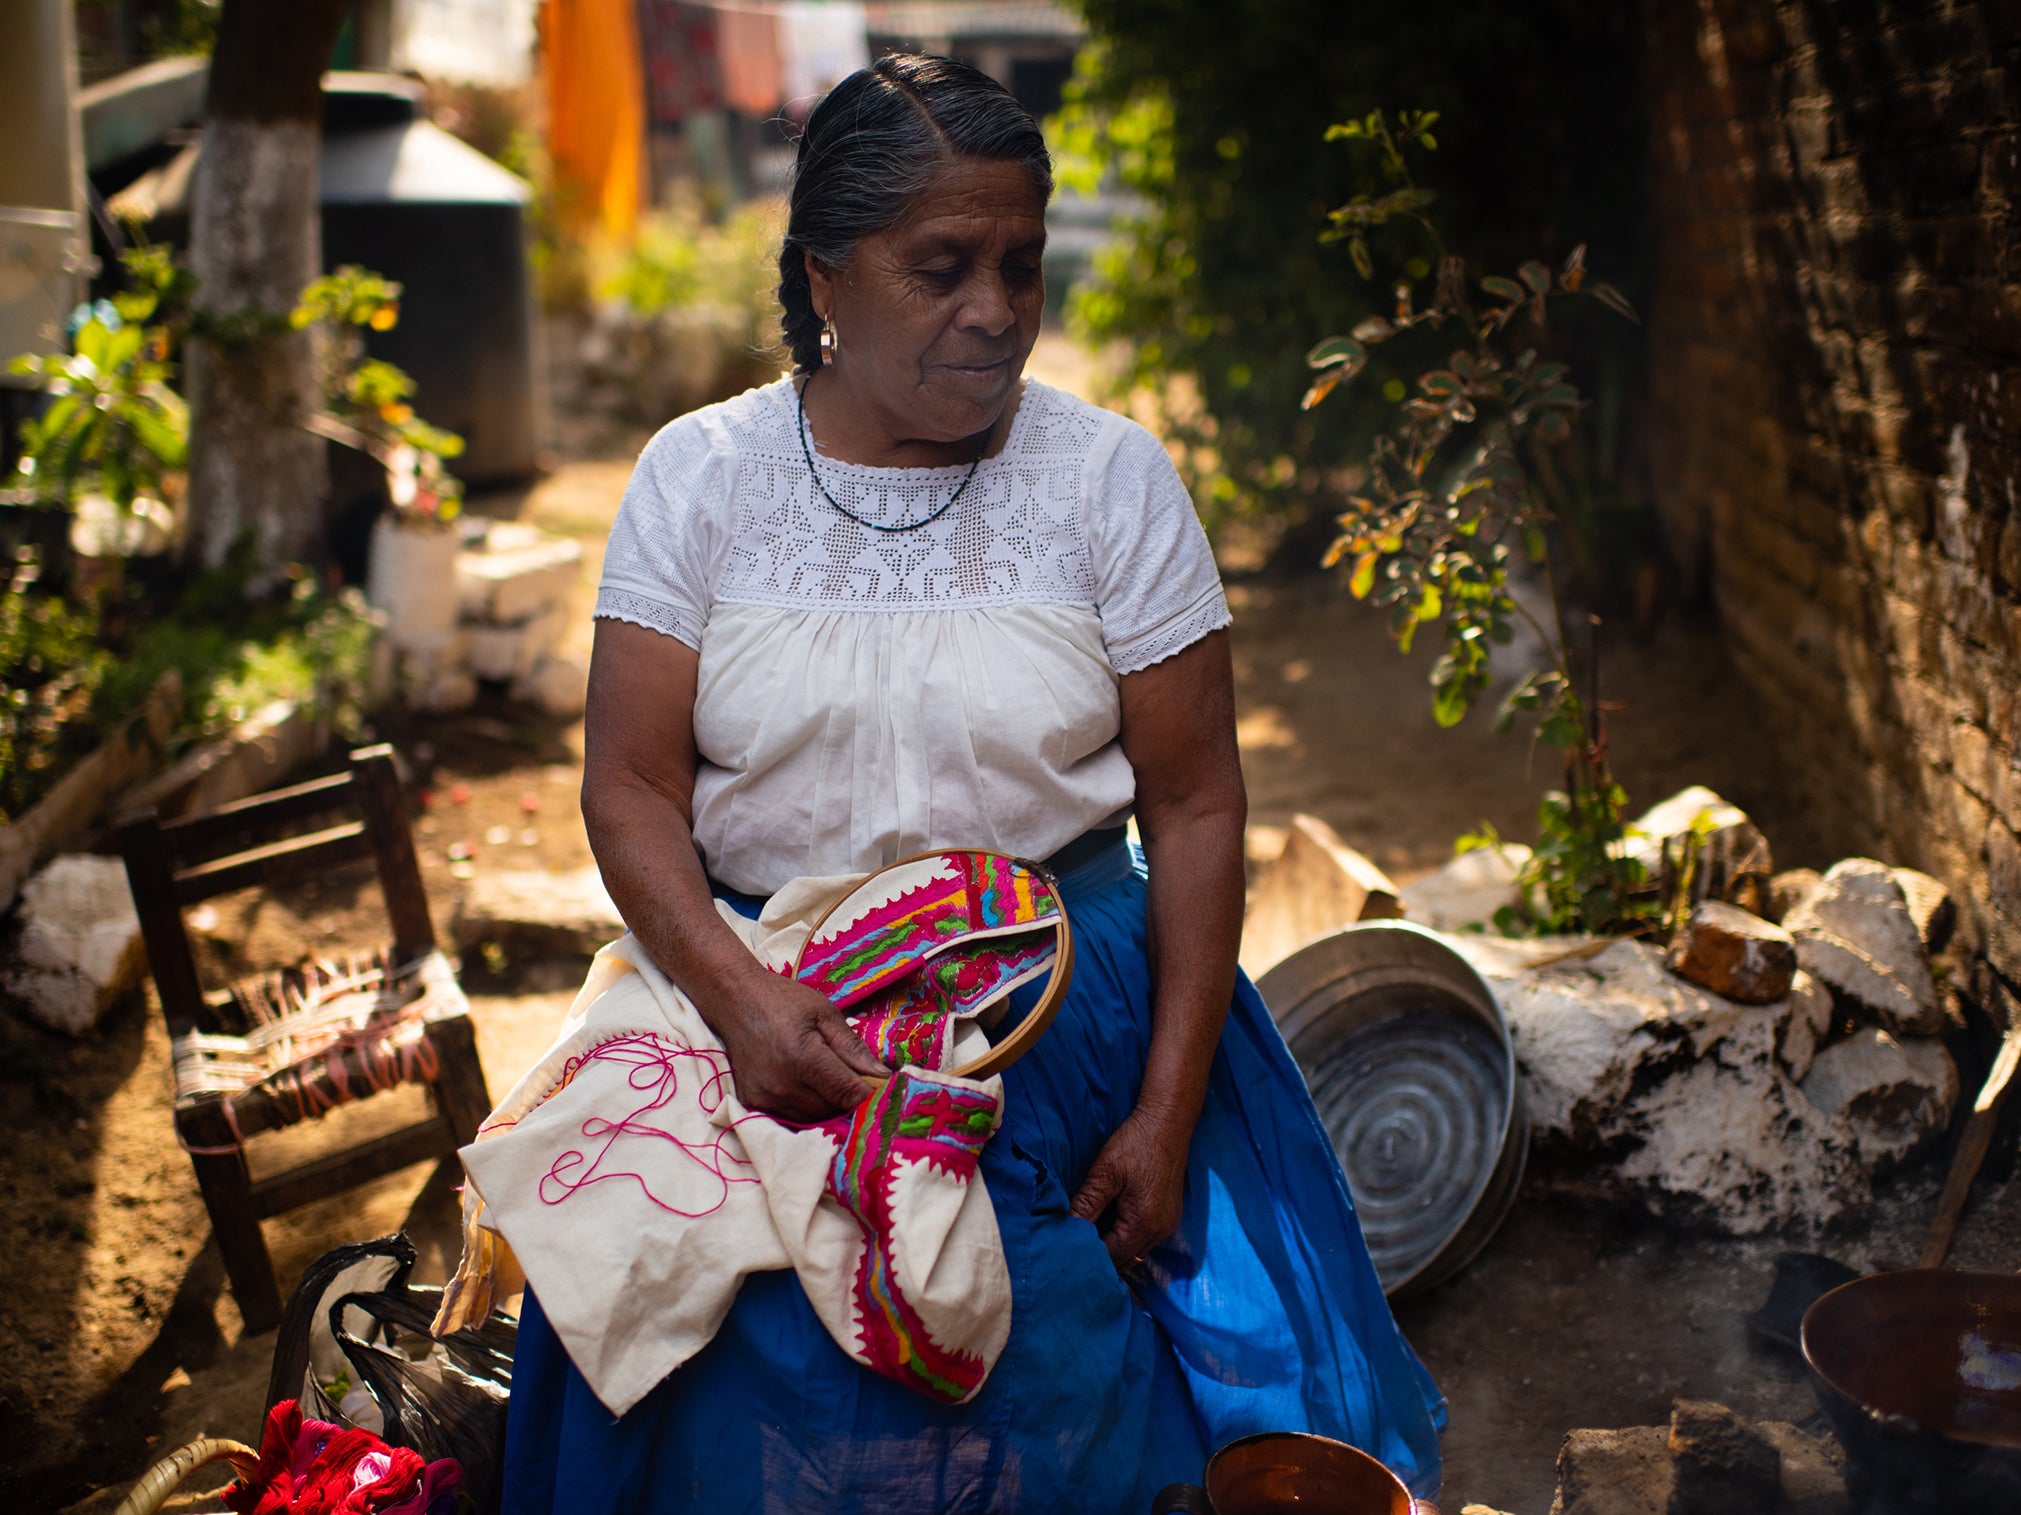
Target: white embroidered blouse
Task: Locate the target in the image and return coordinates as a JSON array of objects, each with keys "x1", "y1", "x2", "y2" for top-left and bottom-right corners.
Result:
[{"x1": 594, "y1": 375, "x2": 1231, "y2": 895}]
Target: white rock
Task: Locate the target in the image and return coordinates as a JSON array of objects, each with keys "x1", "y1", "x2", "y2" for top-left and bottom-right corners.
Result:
[
  {"x1": 0, "y1": 855, "x2": 145, "y2": 1035},
  {"x1": 1800, "y1": 1027, "x2": 1959, "y2": 1175},
  {"x1": 1778, "y1": 971, "x2": 1832, "y2": 1083},
  {"x1": 513, "y1": 654, "x2": 589, "y2": 720},
  {"x1": 1623, "y1": 785, "x2": 1772, "y2": 881},
  {"x1": 1398, "y1": 844, "x2": 1533, "y2": 932},
  {"x1": 1239, "y1": 814, "x2": 1401, "y2": 978},
  {"x1": 465, "y1": 607, "x2": 564, "y2": 683},
  {"x1": 458, "y1": 524, "x2": 583, "y2": 624},
  {"x1": 1784, "y1": 859, "x2": 1940, "y2": 1035},
  {"x1": 1893, "y1": 866, "x2": 1954, "y2": 953},
  {"x1": 1451, "y1": 934, "x2": 1868, "y2": 1233}
]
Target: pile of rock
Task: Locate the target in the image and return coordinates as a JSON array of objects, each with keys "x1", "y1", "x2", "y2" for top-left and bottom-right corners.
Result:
[
  {"x1": 1395, "y1": 789, "x2": 1960, "y2": 1234},
  {"x1": 1548, "y1": 1399, "x2": 1848, "y2": 1515},
  {"x1": 392, "y1": 521, "x2": 590, "y2": 719}
]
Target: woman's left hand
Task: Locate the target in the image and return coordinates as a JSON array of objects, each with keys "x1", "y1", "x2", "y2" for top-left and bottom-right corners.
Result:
[{"x1": 1070, "y1": 1105, "x2": 1194, "y2": 1269}]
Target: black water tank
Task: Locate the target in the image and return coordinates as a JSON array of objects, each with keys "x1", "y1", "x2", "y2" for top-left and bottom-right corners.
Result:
[{"x1": 319, "y1": 73, "x2": 538, "y2": 486}]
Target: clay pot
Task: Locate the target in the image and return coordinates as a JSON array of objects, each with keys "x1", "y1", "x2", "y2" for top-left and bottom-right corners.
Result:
[{"x1": 1153, "y1": 1431, "x2": 1427, "y2": 1514}]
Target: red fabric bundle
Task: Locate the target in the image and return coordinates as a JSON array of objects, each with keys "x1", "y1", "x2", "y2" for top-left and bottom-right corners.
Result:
[{"x1": 224, "y1": 1400, "x2": 459, "y2": 1515}]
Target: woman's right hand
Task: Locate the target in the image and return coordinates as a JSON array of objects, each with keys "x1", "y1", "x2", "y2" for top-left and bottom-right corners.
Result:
[{"x1": 708, "y1": 969, "x2": 890, "y2": 1123}]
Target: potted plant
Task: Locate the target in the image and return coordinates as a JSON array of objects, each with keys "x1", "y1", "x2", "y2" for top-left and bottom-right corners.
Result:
[{"x1": 295, "y1": 267, "x2": 467, "y2": 651}]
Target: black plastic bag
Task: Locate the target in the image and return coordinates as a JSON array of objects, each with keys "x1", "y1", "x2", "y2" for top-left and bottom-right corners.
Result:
[{"x1": 265, "y1": 1233, "x2": 516, "y2": 1515}]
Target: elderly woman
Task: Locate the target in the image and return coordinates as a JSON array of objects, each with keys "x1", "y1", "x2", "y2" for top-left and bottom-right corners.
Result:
[{"x1": 503, "y1": 54, "x2": 1443, "y2": 1515}]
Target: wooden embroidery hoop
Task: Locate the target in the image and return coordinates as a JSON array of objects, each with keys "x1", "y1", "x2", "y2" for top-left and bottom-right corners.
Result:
[{"x1": 793, "y1": 849, "x2": 1076, "y2": 1091}]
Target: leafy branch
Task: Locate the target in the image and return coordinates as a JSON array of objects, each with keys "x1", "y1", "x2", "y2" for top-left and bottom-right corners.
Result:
[
  {"x1": 294, "y1": 267, "x2": 465, "y2": 530},
  {"x1": 1306, "y1": 109, "x2": 1650, "y2": 936}
]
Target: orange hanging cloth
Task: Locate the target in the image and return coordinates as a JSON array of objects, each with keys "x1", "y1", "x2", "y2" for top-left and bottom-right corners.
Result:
[{"x1": 542, "y1": 0, "x2": 646, "y2": 243}]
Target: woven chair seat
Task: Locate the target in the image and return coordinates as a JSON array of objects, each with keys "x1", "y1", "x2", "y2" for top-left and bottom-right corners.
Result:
[{"x1": 171, "y1": 948, "x2": 469, "y2": 1134}]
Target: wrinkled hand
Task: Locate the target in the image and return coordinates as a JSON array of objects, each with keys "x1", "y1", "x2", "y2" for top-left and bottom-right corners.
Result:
[
  {"x1": 1070, "y1": 1107, "x2": 1192, "y2": 1269},
  {"x1": 709, "y1": 971, "x2": 889, "y2": 1123}
]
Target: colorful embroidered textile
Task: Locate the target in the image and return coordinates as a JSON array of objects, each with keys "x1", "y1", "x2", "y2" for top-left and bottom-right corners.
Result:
[
  {"x1": 445, "y1": 863, "x2": 1036, "y2": 1414},
  {"x1": 796, "y1": 851, "x2": 1061, "y2": 1079},
  {"x1": 821, "y1": 1069, "x2": 1001, "y2": 1402}
]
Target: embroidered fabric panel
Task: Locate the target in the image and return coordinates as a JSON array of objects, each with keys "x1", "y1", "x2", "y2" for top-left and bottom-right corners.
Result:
[
  {"x1": 536, "y1": 1033, "x2": 757, "y2": 1217},
  {"x1": 593, "y1": 378, "x2": 1232, "y2": 674},
  {"x1": 711, "y1": 381, "x2": 1103, "y2": 611},
  {"x1": 795, "y1": 852, "x2": 1061, "y2": 1015},
  {"x1": 820, "y1": 1069, "x2": 1002, "y2": 1404},
  {"x1": 593, "y1": 585, "x2": 692, "y2": 645}
]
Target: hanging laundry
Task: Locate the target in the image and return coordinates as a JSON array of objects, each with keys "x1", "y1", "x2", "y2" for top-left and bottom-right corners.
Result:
[
  {"x1": 777, "y1": 1, "x2": 869, "y2": 111},
  {"x1": 635, "y1": 2, "x2": 724, "y2": 127},
  {"x1": 543, "y1": 0, "x2": 646, "y2": 240},
  {"x1": 714, "y1": 3, "x2": 786, "y2": 117}
]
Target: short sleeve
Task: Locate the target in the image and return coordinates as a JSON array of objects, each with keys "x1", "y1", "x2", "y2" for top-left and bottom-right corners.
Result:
[
  {"x1": 1082, "y1": 416, "x2": 1231, "y2": 674},
  {"x1": 593, "y1": 414, "x2": 734, "y2": 649}
]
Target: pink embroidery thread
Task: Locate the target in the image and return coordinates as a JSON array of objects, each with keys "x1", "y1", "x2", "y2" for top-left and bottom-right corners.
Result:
[{"x1": 538, "y1": 1033, "x2": 760, "y2": 1216}]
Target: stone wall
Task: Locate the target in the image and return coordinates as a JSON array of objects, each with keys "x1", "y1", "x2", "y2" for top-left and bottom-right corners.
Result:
[{"x1": 1644, "y1": 0, "x2": 2021, "y2": 1015}]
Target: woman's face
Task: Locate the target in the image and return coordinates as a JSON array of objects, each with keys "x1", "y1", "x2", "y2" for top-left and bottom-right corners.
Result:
[{"x1": 808, "y1": 156, "x2": 1047, "y2": 448}]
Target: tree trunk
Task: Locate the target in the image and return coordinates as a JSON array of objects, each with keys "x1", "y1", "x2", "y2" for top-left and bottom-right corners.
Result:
[{"x1": 183, "y1": 0, "x2": 349, "y2": 577}]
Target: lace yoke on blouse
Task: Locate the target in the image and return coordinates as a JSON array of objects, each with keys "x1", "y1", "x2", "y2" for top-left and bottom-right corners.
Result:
[{"x1": 594, "y1": 376, "x2": 1231, "y2": 895}]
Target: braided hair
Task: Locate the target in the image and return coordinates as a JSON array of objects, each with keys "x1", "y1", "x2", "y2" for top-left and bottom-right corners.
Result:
[{"x1": 778, "y1": 54, "x2": 1054, "y2": 373}]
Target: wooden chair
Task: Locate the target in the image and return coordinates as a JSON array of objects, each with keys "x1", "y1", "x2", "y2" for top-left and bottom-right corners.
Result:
[{"x1": 118, "y1": 743, "x2": 491, "y2": 1333}]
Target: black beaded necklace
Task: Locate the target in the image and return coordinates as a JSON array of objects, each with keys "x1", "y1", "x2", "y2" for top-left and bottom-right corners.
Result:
[{"x1": 795, "y1": 374, "x2": 987, "y2": 534}]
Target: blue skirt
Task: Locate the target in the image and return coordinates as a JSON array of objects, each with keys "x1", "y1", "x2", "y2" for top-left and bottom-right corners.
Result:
[{"x1": 502, "y1": 844, "x2": 1445, "y2": 1513}]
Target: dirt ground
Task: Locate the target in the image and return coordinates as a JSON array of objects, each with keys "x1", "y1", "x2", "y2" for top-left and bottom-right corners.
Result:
[{"x1": 3, "y1": 334, "x2": 2014, "y2": 1514}]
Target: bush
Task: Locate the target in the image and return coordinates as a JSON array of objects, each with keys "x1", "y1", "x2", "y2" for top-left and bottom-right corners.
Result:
[
  {"x1": 0, "y1": 549, "x2": 380, "y2": 825},
  {"x1": 1054, "y1": 0, "x2": 1647, "y2": 531},
  {"x1": 572, "y1": 196, "x2": 787, "y2": 426}
]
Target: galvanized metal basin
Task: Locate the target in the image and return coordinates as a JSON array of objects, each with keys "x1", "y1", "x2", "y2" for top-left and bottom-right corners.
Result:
[{"x1": 1256, "y1": 921, "x2": 1527, "y2": 1297}]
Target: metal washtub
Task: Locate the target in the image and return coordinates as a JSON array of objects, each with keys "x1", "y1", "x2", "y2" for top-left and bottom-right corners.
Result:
[{"x1": 1256, "y1": 921, "x2": 1527, "y2": 1297}]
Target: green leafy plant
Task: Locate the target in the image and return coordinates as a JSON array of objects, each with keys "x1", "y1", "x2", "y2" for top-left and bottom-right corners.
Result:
[
  {"x1": 0, "y1": 550, "x2": 113, "y2": 821},
  {"x1": 6, "y1": 248, "x2": 191, "y2": 518},
  {"x1": 601, "y1": 194, "x2": 783, "y2": 344},
  {"x1": 294, "y1": 266, "x2": 466, "y2": 530},
  {"x1": 1307, "y1": 109, "x2": 1647, "y2": 936},
  {"x1": 1, "y1": 549, "x2": 383, "y2": 823}
]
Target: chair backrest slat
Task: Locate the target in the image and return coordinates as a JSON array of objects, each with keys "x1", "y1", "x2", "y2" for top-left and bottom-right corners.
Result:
[
  {"x1": 118, "y1": 743, "x2": 440, "y2": 1038},
  {"x1": 172, "y1": 821, "x2": 376, "y2": 904},
  {"x1": 160, "y1": 770, "x2": 357, "y2": 863}
]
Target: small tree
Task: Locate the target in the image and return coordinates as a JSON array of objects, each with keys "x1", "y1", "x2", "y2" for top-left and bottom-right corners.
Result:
[{"x1": 1305, "y1": 111, "x2": 1647, "y2": 936}]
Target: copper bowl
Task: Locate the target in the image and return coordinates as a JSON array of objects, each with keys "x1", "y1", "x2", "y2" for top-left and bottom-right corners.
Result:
[
  {"x1": 1801, "y1": 1268, "x2": 2021, "y2": 1508},
  {"x1": 1203, "y1": 1432, "x2": 1422, "y2": 1515}
]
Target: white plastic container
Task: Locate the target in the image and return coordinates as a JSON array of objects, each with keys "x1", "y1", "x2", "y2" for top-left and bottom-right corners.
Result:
[{"x1": 366, "y1": 514, "x2": 460, "y2": 650}]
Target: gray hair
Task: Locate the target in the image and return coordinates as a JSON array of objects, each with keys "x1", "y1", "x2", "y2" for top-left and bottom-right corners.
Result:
[{"x1": 779, "y1": 54, "x2": 1054, "y2": 373}]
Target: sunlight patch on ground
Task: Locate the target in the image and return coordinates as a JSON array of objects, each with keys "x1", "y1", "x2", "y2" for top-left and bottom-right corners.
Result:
[{"x1": 1236, "y1": 706, "x2": 1298, "y2": 750}]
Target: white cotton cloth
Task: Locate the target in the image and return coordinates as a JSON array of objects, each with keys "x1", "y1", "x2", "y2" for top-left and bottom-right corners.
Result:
[
  {"x1": 455, "y1": 877, "x2": 1008, "y2": 1418},
  {"x1": 594, "y1": 376, "x2": 1231, "y2": 895}
]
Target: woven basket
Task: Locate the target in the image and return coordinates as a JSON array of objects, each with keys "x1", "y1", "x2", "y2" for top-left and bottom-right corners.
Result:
[{"x1": 112, "y1": 1437, "x2": 256, "y2": 1515}]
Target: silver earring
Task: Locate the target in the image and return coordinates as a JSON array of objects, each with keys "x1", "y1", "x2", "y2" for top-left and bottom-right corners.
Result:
[{"x1": 819, "y1": 322, "x2": 837, "y2": 362}]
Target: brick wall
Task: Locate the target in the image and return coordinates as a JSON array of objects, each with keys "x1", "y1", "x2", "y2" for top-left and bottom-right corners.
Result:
[{"x1": 1645, "y1": 0, "x2": 2021, "y2": 1014}]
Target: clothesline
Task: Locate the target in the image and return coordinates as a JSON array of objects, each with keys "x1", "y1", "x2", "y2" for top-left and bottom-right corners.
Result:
[{"x1": 637, "y1": 0, "x2": 871, "y2": 123}]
